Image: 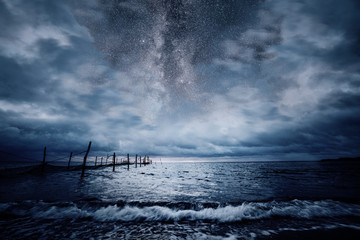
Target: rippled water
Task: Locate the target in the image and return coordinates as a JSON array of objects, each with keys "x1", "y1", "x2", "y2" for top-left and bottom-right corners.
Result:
[{"x1": 1, "y1": 160, "x2": 360, "y2": 239}]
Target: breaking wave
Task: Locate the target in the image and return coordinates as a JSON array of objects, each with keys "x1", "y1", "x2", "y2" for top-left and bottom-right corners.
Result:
[{"x1": 2, "y1": 199, "x2": 360, "y2": 223}]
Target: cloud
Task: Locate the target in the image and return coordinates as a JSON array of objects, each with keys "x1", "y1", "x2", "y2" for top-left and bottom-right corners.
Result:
[
  {"x1": 0, "y1": 0, "x2": 147, "y2": 157},
  {"x1": 223, "y1": 9, "x2": 282, "y2": 63},
  {"x1": 0, "y1": 0, "x2": 359, "y2": 160}
]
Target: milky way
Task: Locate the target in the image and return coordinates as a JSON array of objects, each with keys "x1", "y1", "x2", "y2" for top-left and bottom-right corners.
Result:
[{"x1": 0, "y1": 0, "x2": 360, "y2": 159}]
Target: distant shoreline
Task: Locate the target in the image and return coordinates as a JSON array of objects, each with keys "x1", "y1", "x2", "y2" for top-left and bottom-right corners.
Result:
[{"x1": 320, "y1": 156, "x2": 360, "y2": 162}]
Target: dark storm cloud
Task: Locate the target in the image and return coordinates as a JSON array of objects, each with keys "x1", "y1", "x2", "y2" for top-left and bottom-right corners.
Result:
[
  {"x1": 223, "y1": 9, "x2": 282, "y2": 64},
  {"x1": 0, "y1": 0, "x2": 147, "y2": 159},
  {"x1": 1, "y1": 0, "x2": 360, "y2": 159},
  {"x1": 277, "y1": 0, "x2": 360, "y2": 71},
  {"x1": 190, "y1": 0, "x2": 360, "y2": 158}
]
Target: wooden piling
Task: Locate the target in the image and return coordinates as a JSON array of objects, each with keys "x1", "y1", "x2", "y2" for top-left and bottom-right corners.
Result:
[
  {"x1": 127, "y1": 153, "x2": 130, "y2": 170},
  {"x1": 135, "y1": 154, "x2": 138, "y2": 168},
  {"x1": 95, "y1": 156, "x2": 97, "y2": 166},
  {"x1": 101, "y1": 157, "x2": 103, "y2": 166},
  {"x1": 140, "y1": 155, "x2": 142, "y2": 167},
  {"x1": 67, "y1": 152, "x2": 73, "y2": 169},
  {"x1": 113, "y1": 152, "x2": 116, "y2": 171},
  {"x1": 41, "y1": 146, "x2": 46, "y2": 171},
  {"x1": 81, "y1": 141, "x2": 92, "y2": 178}
]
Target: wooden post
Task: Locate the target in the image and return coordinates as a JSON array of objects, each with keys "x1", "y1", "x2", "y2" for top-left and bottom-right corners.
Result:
[
  {"x1": 127, "y1": 154, "x2": 130, "y2": 170},
  {"x1": 140, "y1": 155, "x2": 142, "y2": 167},
  {"x1": 113, "y1": 152, "x2": 116, "y2": 171},
  {"x1": 67, "y1": 152, "x2": 73, "y2": 169},
  {"x1": 95, "y1": 156, "x2": 97, "y2": 166},
  {"x1": 101, "y1": 157, "x2": 103, "y2": 166},
  {"x1": 135, "y1": 154, "x2": 138, "y2": 168},
  {"x1": 41, "y1": 146, "x2": 46, "y2": 171},
  {"x1": 81, "y1": 141, "x2": 92, "y2": 178}
]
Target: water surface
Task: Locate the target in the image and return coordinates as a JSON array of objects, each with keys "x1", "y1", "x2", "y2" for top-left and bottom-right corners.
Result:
[{"x1": 1, "y1": 160, "x2": 360, "y2": 239}]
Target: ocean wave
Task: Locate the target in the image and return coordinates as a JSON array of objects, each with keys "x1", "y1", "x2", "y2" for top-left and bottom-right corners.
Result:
[{"x1": 1, "y1": 199, "x2": 360, "y2": 223}]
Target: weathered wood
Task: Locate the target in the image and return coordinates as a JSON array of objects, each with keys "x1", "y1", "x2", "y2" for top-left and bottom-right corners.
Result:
[
  {"x1": 101, "y1": 157, "x2": 103, "y2": 166},
  {"x1": 113, "y1": 152, "x2": 116, "y2": 171},
  {"x1": 127, "y1": 153, "x2": 130, "y2": 170},
  {"x1": 95, "y1": 156, "x2": 97, "y2": 166},
  {"x1": 135, "y1": 154, "x2": 138, "y2": 168},
  {"x1": 81, "y1": 141, "x2": 92, "y2": 178},
  {"x1": 67, "y1": 152, "x2": 73, "y2": 169},
  {"x1": 140, "y1": 155, "x2": 142, "y2": 167},
  {"x1": 41, "y1": 146, "x2": 46, "y2": 171}
]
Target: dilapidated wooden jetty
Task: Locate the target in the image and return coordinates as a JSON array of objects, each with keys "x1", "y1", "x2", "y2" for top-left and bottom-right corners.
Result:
[{"x1": 0, "y1": 141, "x2": 154, "y2": 178}]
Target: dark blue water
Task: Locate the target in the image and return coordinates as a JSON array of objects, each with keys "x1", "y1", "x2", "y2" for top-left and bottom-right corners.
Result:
[{"x1": 1, "y1": 160, "x2": 360, "y2": 239}]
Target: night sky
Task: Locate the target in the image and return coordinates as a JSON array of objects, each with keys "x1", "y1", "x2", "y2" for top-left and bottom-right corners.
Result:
[{"x1": 1, "y1": 0, "x2": 360, "y2": 160}]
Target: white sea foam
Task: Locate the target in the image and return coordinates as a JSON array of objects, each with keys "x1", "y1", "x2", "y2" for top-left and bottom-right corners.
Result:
[
  {"x1": 15, "y1": 199, "x2": 360, "y2": 222},
  {"x1": 193, "y1": 233, "x2": 239, "y2": 240}
]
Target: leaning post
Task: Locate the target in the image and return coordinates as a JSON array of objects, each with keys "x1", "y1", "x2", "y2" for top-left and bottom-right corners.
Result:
[
  {"x1": 127, "y1": 154, "x2": 130, "y2": 170},
  {"x1": 135, "y1": 154, "x2": 138, "y2": 168},
  {"x1": 81, "y1": 141, "x2": 92, "y2": 178},
  {"x1": 140, "y1": 155, "x2": 142, "y2": 167},
  {"x1": 113, "y1": 152, "x2": 116, "y2": 171},
  {"x1": 41, "y1": 146, "x2": 46, "y2": 171},
  {"x1": 67, "y1": 152, "x2": 73, "y2": 169},
  {"x1": 95, "y1": 156, "x2": 97, "y2": 166}
]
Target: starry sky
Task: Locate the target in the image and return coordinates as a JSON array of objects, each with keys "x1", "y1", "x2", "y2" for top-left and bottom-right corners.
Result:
[{"x1": 0, "y1": 0, "x2": 360, "y2": 160}]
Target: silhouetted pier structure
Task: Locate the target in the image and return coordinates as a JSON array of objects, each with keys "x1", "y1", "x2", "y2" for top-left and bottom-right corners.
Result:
[{"x1": 0, "y1": 141, "x2": 154, "y2": 178}]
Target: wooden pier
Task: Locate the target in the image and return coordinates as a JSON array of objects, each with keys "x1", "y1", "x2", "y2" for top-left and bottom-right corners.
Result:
[{"x1": 0, "y1": 141, "x2": 154, "y2": 177}]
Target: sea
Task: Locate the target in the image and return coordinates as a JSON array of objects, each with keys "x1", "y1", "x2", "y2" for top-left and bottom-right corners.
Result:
[{"x1": 0, "y1": 159, "x2": 360, "y2": 239}]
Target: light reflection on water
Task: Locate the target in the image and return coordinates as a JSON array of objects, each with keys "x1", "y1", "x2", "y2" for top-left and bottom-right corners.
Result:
[
  {"x1": 1, "y1": 161, "x2": 360, "y2": 202},
  {"x1": 1, "y1": 160, "x2": 360, "y2": 239}
]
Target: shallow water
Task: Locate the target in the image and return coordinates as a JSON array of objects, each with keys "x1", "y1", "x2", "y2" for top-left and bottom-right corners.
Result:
[{"x1": 1, "y1": 160, "x2": 360, "y2": 239}]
